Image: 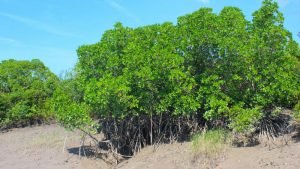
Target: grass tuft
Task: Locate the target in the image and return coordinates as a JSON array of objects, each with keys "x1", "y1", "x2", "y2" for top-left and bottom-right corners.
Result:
[{"x1": 191, "y1": 129, "x2": 231, "y2": 158}]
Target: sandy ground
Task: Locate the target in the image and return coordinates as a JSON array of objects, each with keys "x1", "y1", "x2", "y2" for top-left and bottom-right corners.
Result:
[
  {"x1": 0, "y1": 124, "x2": 299, "y2": 169},
  {"x1": 0, "y1": 124, "x2": 109, "y2": 169}
]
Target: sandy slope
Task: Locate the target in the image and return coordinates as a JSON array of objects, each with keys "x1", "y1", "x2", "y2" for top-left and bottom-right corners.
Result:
[
  {"x1": 118, "y1": 141, "x2": 300, "y2": 169},
  {"x1": 0, "y1": 124, "x2": 299, "y2": 169}
]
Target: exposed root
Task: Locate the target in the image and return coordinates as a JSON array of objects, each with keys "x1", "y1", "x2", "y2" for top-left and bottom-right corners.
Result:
[
  {"x1": 232, "y1": 110, "x2": 298, "y2": 148},
  {"x1": 258, "y1": 111, "x2": 293, "y2": 149},
  {"x1": 100, "y1": 114, "x2": 203, "y2": 159}
]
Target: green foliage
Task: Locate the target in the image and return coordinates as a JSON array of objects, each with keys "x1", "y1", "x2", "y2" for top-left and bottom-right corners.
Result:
[
  {"x1": 191, "y1": 129, "x2": 231, "y2": 157},
  {"x1": 51, "y1": 72, "x2": 95, "y2": 131},
  {"x1": 248, "y1": 0, "x2": 300, "y2": 107},
  {"x1": 179, "y1": 0, "x2": 299, "y2": 131},
  {"x1": 198, "y1": 75, "x2": 231, "y2": 120},
  {"x1": 77, "y1": 22, "x2": 199, "y2": 119},
  {"x1": 0, "y1": 59, "x2": 58, "y2": 128}
]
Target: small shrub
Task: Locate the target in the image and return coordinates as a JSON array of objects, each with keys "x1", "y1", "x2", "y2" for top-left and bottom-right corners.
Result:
[{"x1": 191, "y1": 129, "x2": 231, "y2": 157}]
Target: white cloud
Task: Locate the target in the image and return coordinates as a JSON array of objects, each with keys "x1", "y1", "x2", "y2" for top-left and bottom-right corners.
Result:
[
  {"x1": 0, "y1": 37, "x2": 17, "y2": 44},
  {"x1": 199, "y1": 0, "x2": 210, "y2": 4},
  {"x1": 104, "y1": 0, "x2": 140, "y2": 22},
  {"x1": 0, "y1": 12, "x2": 76, "y2": 37},
  {"x1": 196, "y1": 0, "x2": 210, "y2": 4}
]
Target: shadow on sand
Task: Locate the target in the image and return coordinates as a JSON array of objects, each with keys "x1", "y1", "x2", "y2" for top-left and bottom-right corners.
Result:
[
  {"x1": 67, "y1": 146, "x2": 97, "y2": 157},
  {"x1": 67, "y1": 144, "x2": 120, "y2": 166}
]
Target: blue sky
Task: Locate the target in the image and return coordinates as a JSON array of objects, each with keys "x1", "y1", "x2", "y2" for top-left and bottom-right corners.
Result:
[{"x1": 0, "y1": 0, "x2": 299, "y2": 75}]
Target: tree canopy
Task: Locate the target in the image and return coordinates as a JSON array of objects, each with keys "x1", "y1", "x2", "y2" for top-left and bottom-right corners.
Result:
[{"x1": 0, "y1": 59, "x2": 58, "y2": 128}]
